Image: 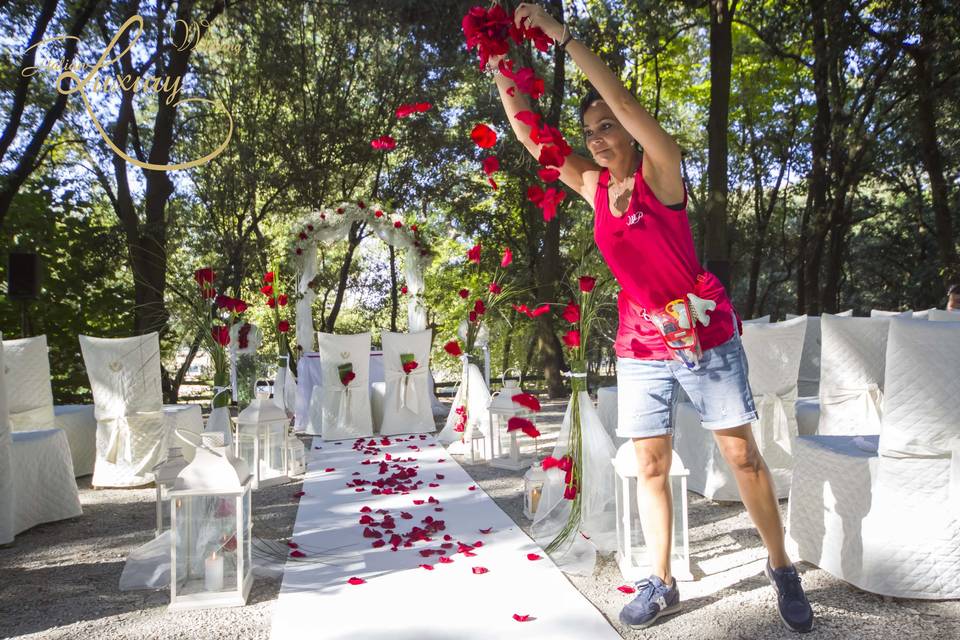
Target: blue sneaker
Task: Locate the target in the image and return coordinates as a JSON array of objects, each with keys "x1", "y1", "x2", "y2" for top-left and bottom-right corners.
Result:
[
  {"x1": 618, "y1": 575, "x2": 681, "y2": 629},
  {"x1": 765, "y1": 560, "x2": 814, "y2": 633}
]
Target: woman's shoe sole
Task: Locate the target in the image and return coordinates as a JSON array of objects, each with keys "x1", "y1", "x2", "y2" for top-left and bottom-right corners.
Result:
[{"x1": 623, "y1": 602, "x2": 682, "y2": 629}]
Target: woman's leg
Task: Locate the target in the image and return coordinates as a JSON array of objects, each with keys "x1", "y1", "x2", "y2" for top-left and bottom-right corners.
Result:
[
  {"x1": 712, "y1": 424, "x2": 791, "y2": 568},
  {"x1": 632, "y1": 434, "x2": 675, "y2": 582}
]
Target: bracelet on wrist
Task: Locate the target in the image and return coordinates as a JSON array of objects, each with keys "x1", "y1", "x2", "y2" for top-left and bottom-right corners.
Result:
[{"x1": 558, "y1": 29, "x2": 574, "y2": 51}]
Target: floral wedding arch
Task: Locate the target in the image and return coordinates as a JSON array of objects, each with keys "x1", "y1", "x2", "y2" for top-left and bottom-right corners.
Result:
[{"x1": 290, "y1": 201, "x2": 433, "y2": 352}]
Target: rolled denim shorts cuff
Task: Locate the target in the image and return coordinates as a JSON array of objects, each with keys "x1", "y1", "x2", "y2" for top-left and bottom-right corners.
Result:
[
  {"x1": 700, "y1": 410, "x2": 758, "y2": 431},
  {"x1": 616, "y1": 426, "x2": 673, "y2": 440}
]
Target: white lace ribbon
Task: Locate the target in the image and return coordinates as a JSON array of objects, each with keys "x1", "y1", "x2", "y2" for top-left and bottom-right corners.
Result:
[
  {"x1": 329, "y1": 382, "x2": 355, "y2": 433},
  {"x1": 752, "y1": 390, "x2": 797, "y2": 454},
  {"x1": 384, "y1": 368, "x2": 428, "y2": 414},
  {"x1": 820, "y1": 383, "x2": 883, "y2": 432}
]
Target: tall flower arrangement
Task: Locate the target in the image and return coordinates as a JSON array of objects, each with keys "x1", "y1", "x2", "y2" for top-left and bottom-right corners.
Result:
[
  {"x1": 190, "y1": 268, "x2": 249, "y2": 419},
  {"x1": 443, "y1": 244, "x2": 517, "y2": 439}
]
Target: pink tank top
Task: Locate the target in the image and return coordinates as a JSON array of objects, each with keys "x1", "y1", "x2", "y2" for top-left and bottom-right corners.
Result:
[{"x1": 593, "y1": 164, "x2": 736, "y2": 360}]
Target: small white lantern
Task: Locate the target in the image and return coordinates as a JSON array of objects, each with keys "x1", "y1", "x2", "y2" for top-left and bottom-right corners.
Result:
[
  {"x1": 235, "y1": 391, "x2": 290, "y2": 489},
  {"x1": 613, "y1": 442, "x2": 692, "y2": 581},
  {"x1": 169, "y1": 432, "x2": 253, "y2": 611},
  {"x1": 468, "y1": 425, "x2": 486, "y2": 464},
  {"x1": 286, "y1": 428, "x2": 306, "y2": 476},
  {"x1": 154, "y1": 447, "x2": 189, "y2": 537},
  {"x1": 487, "y1": 374, "x2": 536, "y2": 471},
  {"x1": 522, "y1": 460, "x2": 548, "y2": 520}
]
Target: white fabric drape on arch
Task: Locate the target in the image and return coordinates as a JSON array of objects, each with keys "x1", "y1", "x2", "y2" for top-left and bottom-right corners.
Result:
[{"x1": 292, "y1": 203, "x2": 432, "y2": 354}]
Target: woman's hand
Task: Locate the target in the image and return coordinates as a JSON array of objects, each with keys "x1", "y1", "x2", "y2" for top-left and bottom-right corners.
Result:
[{"x1": 513, "y1": 3, "x2": 564, "y2": 42}]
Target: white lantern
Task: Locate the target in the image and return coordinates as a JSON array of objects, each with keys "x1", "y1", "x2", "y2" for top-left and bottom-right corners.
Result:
[
  {"x1": 522, "y1": 460, "x2": 547, "y2": 520},
  {"x1": 468, "y1": 425, "x2": 486, "y2": 464},
  {"x1": 154, "y1": 447, "x2": 189, "y2": 537},
  {"x1": 169, "y1": 432, "x2": 253, "y2": 611},
  {"x1": 286, "y1": 428, "x2": 306, "y2": 476},
  {"x1": 235, "y1": 391, "x2": 290, "y2": 489},
  {"x1": 486, "y1": 374, "x2": 536, "y2": 471},
  {"x1": 613, "y1": 442, "x2": 692, "y2": 581}
]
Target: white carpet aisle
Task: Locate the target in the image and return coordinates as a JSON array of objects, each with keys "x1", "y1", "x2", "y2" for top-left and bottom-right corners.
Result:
[{"x1": 270, "y1": 433, "x2": 620, "y2": 640}]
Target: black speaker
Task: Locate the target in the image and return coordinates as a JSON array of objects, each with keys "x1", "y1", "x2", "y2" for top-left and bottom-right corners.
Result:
[{"x1": 8, "y1": 252, "x2": 40, "y2": 300}]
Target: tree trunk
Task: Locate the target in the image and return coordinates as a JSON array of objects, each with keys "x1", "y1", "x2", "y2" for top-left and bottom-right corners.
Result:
[
  {"x1": 703, "y1": 0, "x2": 736, "y2": 288},
  {"x1": 913, "y1": 3, "x2": 958, "y2": 285},
  {"x1": 804, "y1": 0, "x2": 832, "y2": 315},
  {"x1": 325, "y1": 220, "x2": 365, "y2": 331}
]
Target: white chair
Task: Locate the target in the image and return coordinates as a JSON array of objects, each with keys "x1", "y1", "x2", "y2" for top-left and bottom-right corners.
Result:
[
  {"x1": 1, "y1": 332, "x2": 81, "y2": 545},
  {"x1": 817, "y1": 315, "x2": 892, "y2": 436},
  {"x1": 912, "y1": 308, "x2": 937, "y2": 320},
  {"x1": 79, "y1": 333, "x2": 202, "y2": 487},
  {"x1": 742, "y1": 315, "x2": 771, "y2": 324},
  {"x1": 869, "y1": 309, "x2": 913, "y2": 318},
  {"x1": 786, "y1": 309, "x2": 852, "y2": 399},
  {"x1": 929, "y1": 309, "x2": 960, "y2": 322},
  {"x1": 788, "y1": 319, "x2": 960, "y2": 599},
  {"x1": 2, "y1": 335, "x2": 97, "y2": 477},
  {"x1": 314, "y1": 332, "x2": 373, "y2": 440},
  {"x1": 379, "y1": 329, "x2": 434, "y2": 435},
  {"x1": 673, "y1": 317, "x2": 806, "y2": 500}
]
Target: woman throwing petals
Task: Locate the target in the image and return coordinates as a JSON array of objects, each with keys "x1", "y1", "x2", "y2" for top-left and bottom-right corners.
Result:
[{"x1": 493, "y1": 3, "x2": 814, "y2": 633}]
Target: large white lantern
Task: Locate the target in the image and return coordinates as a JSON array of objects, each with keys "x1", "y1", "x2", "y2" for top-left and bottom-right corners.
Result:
[
  {"x1": 154, "y1": 447, "x2": 189, "y2": 537},
  {"x1": 522, "y1": 460, "x2": 547, "y2": 520},
  {"x1": 169, "y1": 432, "x2": 253, "y2": 611},
  {"x1": 486, "y1": 376, "x2": 536, "y2": 471},
  {"x1": 235, "y1": 391, "x2": 290, "y2": 489},
  {"x1": 613, "y1": 442, "x2": 691, "y2": 581}
]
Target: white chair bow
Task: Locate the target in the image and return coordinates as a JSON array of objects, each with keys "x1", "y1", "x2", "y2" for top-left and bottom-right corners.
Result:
[
  {"x1": 821, "y1": 383, "x2": 883, "y2": 434},
  {"x1": 752, "y1": 390, "x2": 798, "y2": 455},
  {"x1": 384, "y1": 367, "x2": 428, "y2": 415}
]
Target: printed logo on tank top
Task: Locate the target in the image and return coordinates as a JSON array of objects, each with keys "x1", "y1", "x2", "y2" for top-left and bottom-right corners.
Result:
[{"x1": 626, "y1": 210, "x2": 644, "y2": 226}]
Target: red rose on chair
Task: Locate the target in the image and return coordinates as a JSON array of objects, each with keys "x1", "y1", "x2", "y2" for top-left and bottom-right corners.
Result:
[
  {"x1": 402, "y1": 360, "x2": 418, "y2": 374},
  {"x1": 341, "y1": 371, "x2": 356, "y2": 386}
]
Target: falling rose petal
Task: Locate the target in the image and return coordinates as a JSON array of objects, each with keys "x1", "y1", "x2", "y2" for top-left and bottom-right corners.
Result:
[
  {"x1": 370, "y1": 135, "x2": 397, "y2": 150},
  {"x1": 513, "y1": 614, "x2": 532, "y2": 622},
  {"x1": 527, "y1": 553, "x2": 542, "y2": 561},
  {"x1": 617, "y1": 585, "x2": 637, "y2": 594},
  {"x1": 515, "y1": 110, "x2": 541, "y2": 128},
  {"x1": 487, "y1": 177, "x2": 498, "y2": 190},
  {"x1": 538, "y1": 167, "x2": 560, "y2": 183},
  {"x1": 481, "y1": 156, "x2": 500, "y2": 175},
  {"x1": 420, "y1": 564, "x2": 434, "y2": 570},
  {"x1": 479, "y1": 527, "x2": 493, "y2": 534},
  {"x1": 472, "y1": 567, "x2": 489, "y2": 575},
  {"x1": 470, "y1": 123, "x2": 497, "y2": 149},
  {"x1": 290, "y1": 550, "x2": 306, "y2": 558},
  {"x1": 347, "y1": 577, "x2": 366, "y2": 585}
]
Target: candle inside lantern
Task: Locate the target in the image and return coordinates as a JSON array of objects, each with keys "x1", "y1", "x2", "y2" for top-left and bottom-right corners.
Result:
[
  {"x1": 530, "y1": 485, "x2": 542, "y2": 514},
  {"x1": 204, "y1": 551, "x2": 224, "y2": 592}
]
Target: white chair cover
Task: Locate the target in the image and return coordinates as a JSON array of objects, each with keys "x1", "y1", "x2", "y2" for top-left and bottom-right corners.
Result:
[
  {"x1": 531, "y1": 390, "x2": 617, "y2": 575},
  {"x1": 674, "y1": 317, "x2": 806, "y2": 500},
  {"x1": 438, "y1": 358, "x2": 492, "y2": 459},
  {"x1": 2, "y1": 335, "x2": 56, "y2": 430},
  {"x1": 742, "y1": 315, "x2": 771, "y2": 324},
  {"x1": 912, "y1": 308, "x2": 936, "y2": 320},
  {"x1": 315, "y1": 332, "x2": 373, "y2": 440},
  {"x1": 379, "y1": 330, "x2": 434, "y2": 435},
  {"x1": 0, "y1": 333, "x2": 14, "y2": 544},
  {"x1": 929, "y1": 309, "x2": 960, "y2": 322},
  {"x1": 817, "y1": 315, "x2": 891, "y2": 435},
  {"x1": 53, "y1": 404, "x2": 98, "y2": 477},
  {"x1": 788, "y1": 320, "x2": 960, "y2": 599},
  {"x1": 869, "y1": 309, "x2": 913, "y2": 318},
  {"x1": 79, "y1": 333, "x2": 200, "y2": 487},
  {"x1": 786, "y1": 309, "x2": 851, "y2": 398}
]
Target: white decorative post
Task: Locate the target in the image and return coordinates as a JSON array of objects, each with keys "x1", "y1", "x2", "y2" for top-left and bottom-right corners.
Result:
[{"x1": 613, "y1": 442, "x2": 691, "y2": 581}]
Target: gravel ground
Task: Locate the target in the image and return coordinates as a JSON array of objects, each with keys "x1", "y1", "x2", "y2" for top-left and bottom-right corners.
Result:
[{"x1": 1, "y1": 398, "x2": 957, "y2": 640}]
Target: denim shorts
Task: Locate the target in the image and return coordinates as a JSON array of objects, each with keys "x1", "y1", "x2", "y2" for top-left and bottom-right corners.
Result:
[{"x1": 615, "y1": 332, "x2": 758, "y2": 438}]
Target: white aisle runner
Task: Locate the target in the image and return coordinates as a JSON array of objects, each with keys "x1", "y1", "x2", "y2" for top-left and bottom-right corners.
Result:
[{"x1": 270, "y1": 434, "x2": 620, "y2": 640}]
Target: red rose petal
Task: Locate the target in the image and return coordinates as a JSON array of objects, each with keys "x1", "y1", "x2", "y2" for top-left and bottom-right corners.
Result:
[
  {"x1": 325, "y1": 467, "x2": 335, "y2": 472},
  {"x1": 372, "y1": 540, "x2": 385, "y2": 548},
  {"x1": 472, "y1": 567, "x2": 489, "y2": 574},
  {"x1": 293, "y1": 491, "x2": 305, "y2": 498},
  {"x1": 347, "y1": 577, "x2": 366, "y2": 585},
  {"x1": 513, "y1": 614, "x2": 531, "y2": 622},
  {"x1": 420, "y1": 564, "x2": 434, "y2": 570},
  {"x1": 438, "y1": 556, "x2": 453, "y2": 564},
  {"x1": 527, "y1": 553, "x2": 542, "y2": 561},
  {"x1": 468, "y1": 485, "x2": 476, "y2": 491},
  {"x1": 290, "y1": 550, "x2": 306, "y2": 558},
  {"x1": 286, "y1": 541, "x2": 299, "y2": 549},
  {"x1": 360, "y1": 506, "x2": 372, "y2": 513},
  {"x1": 479, "y1": 527, "x2": 493, "y2": 534},
  {"x1": 617, "y1": 585, "x2": 636, "y2": 594},
  {"x1": 436, "y1": 474, "x2": 445, "y2": 480}
]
